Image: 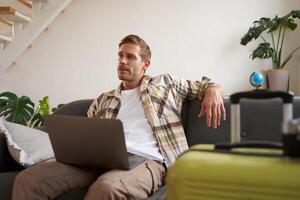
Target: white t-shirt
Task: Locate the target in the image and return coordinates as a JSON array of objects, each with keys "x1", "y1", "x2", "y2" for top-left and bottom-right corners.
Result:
[{"x1": 116, "y1": 87, "x2": 164, "y2": 162}]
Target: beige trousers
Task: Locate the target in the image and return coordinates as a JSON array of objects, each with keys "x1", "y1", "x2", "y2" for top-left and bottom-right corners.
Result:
[{"x1": 12, "y1": 158, "x2": 166, "y2": 200}]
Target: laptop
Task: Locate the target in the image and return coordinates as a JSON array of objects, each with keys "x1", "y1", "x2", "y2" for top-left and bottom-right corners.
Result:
[{"x1": 43, "y1": 115, "x2": 146, "y2": 170}]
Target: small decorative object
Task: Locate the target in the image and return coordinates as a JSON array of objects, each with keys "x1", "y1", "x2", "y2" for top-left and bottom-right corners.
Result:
[
  {"x1": 250, "y1": 72, "x2": 265, "y2": 89},
  {"x1": 241, "y1": 10, "x2": 300, "y2": 91}
]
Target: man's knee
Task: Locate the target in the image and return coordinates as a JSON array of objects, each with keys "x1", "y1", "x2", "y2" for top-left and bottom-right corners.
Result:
[
  {"x1": 13, "y1": 169, "x2": 42, "y2": 200},
  {"x1": 85, "y1": 179, "x2": 126, "y2": 200},
  {"x1": 13, "y1": 160, "x2": 100, "y2": 200}
]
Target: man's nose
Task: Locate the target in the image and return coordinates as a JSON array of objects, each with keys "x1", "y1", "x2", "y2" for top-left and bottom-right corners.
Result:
[{"x1": 119, "y1": 57, "x2": 127, "y2": 64}]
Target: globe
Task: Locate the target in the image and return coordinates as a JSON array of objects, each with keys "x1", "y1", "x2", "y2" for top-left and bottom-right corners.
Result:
[{"x1": 250, "y1": 72, "x2": 264, "y2": 88}]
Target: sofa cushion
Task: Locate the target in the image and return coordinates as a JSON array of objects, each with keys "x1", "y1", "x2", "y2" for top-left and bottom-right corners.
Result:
[{"x1": 0, "y1": 118, "x2": 54, "y2": 167}]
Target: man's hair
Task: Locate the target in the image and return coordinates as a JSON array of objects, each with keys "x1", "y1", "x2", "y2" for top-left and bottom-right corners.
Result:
[{"x1": 119, "y1": 34, "x2": 151, "y2": 61}]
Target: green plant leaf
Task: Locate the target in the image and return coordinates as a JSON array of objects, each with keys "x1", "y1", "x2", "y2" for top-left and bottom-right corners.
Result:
[
  {"x1": 0, "y1": 92, "x2": 35, "y2": 125},
  {"x1": 291, "y1": 10, "x2": 300, "y2": 19},
  {"x1": 251, "y1": 43, "x2": 274, "y2": 59},
  {"x1": 268, "y1": 16, "x2": 281, "y2": 32},
  {"x1": 286, "y1": 18, "x2": 297, "y2": 30},
  {"x1": 38, "y1": 96, "x2": 50, "y2": 115},
  {"x1": 241, "y1": 17, "x2": 271, "y2": 45}
]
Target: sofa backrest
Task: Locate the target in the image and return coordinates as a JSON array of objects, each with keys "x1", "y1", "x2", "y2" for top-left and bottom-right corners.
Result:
[
  {"x1": 54, "y1": 99, "x2": 93, "y2": 116},
  {"x1": 54, "y1": 97, "x2": 300, "y2": 147},
  {"x1": 183, "y1": 97, "x2": 300, "y2": 147}
]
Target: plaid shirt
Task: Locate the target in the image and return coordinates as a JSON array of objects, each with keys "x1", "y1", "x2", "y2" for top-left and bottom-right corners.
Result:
[{"x1": 87, "y1": 74, "x2": 212, "y2": 166}]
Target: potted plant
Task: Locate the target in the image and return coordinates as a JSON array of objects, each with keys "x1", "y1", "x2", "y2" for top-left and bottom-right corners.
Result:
[
  {"x1": 241, "y1": 10, "x2": 300, "y2": 91},
  {"x1": 0, "y1": 91, "x2": 64, "y2": 128}
]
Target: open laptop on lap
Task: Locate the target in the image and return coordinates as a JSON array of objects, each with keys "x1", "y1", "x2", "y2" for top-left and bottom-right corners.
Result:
[{"x1": 43, "y1": 115, "x2": 146, "y2": 170}]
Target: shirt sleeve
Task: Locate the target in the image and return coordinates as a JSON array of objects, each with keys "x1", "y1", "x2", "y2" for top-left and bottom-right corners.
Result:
[
  {"x1": 87, "y1": 94, "x2": 104, "y2": 118},
  {"x1": 166, "y1": 73, "x2": 215, "y2": 101}
]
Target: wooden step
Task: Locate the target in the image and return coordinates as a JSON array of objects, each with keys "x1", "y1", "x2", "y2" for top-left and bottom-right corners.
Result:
[
  {"x1": 0, "y1": 7, "x2": 31, "y2": 23},
  {"x1": 0, "y1": 17, "x2": 13, "y2": 27},
  {"x1": 0, "y1": 17, "x2": 14, "y2": 39},
  {"x1": 0, "y1": 34, "x2": 13, "y2": 42},
  {"x1": 18, "y1": 0, "x2": 33, "y2": 9}
]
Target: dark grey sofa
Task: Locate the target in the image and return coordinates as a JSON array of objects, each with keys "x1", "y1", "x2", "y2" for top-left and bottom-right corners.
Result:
[{"x1": 0, "y1": 97, "x2": 299, "y2": 200}]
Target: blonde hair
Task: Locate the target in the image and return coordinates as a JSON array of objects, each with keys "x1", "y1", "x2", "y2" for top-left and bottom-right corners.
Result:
[{"x1": 119, "y1": 34, "x2": 151, "y2": 61}]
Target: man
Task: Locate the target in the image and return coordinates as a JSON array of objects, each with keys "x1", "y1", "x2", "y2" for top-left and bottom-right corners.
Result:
[{"x1": 13, "y1": 34, "x2": 226, "y2": 200}]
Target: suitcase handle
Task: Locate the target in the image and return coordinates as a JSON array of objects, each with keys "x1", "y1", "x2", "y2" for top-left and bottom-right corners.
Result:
[
  {"x1": 230, "y1": 90, "x2": 293, "y2": 104},
  {"x1": 215, "y1": 141, "x2": 283, "y2": 150}
]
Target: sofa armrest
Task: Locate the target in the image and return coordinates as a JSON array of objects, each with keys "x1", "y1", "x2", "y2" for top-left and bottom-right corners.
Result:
[{"x1": 0, "y1": 132, "x2": 23, "y2": 172}]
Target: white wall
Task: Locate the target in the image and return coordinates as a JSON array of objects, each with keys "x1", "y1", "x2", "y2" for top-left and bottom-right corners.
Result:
[{"x1": 0, "y1": 0, "x2": 300, "y2": 107}]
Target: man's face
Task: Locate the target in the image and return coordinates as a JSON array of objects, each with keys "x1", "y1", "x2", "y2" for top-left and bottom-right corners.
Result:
[{"x1": 117, "y1": 43, "x2": 149, "y2": 85}]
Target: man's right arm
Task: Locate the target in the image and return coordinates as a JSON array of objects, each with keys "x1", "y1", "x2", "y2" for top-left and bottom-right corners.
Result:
[{"x1": 87, "y1": 94, "x2": 105, "y2": 118}]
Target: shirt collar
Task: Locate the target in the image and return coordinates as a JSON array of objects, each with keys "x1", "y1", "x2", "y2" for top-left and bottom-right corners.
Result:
[{"x1": 106, "y1": 75, "x2": 152, "y2": 98}]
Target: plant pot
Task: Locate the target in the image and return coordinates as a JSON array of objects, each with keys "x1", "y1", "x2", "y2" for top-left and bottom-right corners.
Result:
[{"x1": 266, "y1": 69, "x2": 289, "y2": 91}]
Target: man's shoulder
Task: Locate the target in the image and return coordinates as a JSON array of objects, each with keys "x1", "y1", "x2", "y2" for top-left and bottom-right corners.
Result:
[
  {"x1": 147, "y1": 73, "x2": 174, "y2": 85},
  {"x1": 94, "y1": 89, "x2": 115, "y2": 101},
  {"x1": 102, "y1": 89, "x2": 116, "y2": 97}
]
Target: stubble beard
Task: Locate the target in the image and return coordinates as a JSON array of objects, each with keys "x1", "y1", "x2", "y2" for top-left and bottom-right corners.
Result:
[{"x1": 118, "y1": 71, "x2": 133, "y2": 82}]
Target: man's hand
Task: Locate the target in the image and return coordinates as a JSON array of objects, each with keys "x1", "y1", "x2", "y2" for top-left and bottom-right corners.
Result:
[{"x1": 198, "y1": 85, "x2": 226, "y2": 128}]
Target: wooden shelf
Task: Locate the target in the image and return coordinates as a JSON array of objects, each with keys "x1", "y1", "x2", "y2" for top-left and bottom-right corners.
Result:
[
  {"x1": 0, "y1": 7, "x2": 31, "y2": 23},
  {"x1": 18, "y1": 0, "x2": 33, "y2": 9},
  {"x1": 0, "y1": 17, "x2": 14, "y2": 40},
  {"x1": 0, "y1": 34, "x2": 13, "y2": 42},
  {"x1": 0, "y1": 17, "x2": 13, "y2": 27}
]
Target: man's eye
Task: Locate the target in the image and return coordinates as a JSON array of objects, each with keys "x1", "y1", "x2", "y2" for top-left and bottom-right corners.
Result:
[{"x1": 127, "y1": 55, "x2": 135, "y2": 60}]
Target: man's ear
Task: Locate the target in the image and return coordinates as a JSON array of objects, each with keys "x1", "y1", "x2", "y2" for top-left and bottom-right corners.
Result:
[{"x1": 143, "y1": 60, "x2": 150, "y2": 72}]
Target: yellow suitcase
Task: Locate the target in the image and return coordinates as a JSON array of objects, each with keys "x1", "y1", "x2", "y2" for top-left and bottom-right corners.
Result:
[{"x1": 167, "y1": 90, "x2": 300, "y2": 200}]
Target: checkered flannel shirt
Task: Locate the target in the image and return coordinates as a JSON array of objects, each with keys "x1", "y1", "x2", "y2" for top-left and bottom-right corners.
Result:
[{"x1": 87, "y1": 74, "x2": 213, "y2": 166}]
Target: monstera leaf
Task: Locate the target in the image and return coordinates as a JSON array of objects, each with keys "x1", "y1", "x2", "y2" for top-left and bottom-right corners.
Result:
[
  {"x1": 0, "y1": 92, "x2": 35, "y2": 125},
  {"x1": 240, "y1": 17, "x2": 271, "y2": 45},
  {"x1": 251, "y1": 43, "x2": 274, "y2": 59}
]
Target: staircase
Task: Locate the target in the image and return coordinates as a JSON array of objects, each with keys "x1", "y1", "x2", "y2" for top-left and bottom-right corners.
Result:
[{"x1": 0, "y1": 0, "x2": 72, "y2": 71}]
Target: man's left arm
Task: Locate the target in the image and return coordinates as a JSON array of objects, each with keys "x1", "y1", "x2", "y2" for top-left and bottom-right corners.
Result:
[
  {"x1": 167, "y1": 74, "x2": 226, "y2": 128},
  {"x1": 198, "y1": 84, "x2": 226, "y2": 128}
]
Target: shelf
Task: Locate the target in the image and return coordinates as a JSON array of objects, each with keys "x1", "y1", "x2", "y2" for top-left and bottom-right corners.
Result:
[
  {"x1": 0, "y1": 17, "x2": 14, "y2": 40},
  {"x1": 18, "y1": 0, "x2": 33, "y2": 9},
  {"x1": 0, "y1": 17, "x2": 13, "y2": 27},
  {"x1": 0, "y1": 7, "x2": 31, "y2": 23},
  {"x1": 0, "y1": 34, "x2": 13, "y2": 42}
]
